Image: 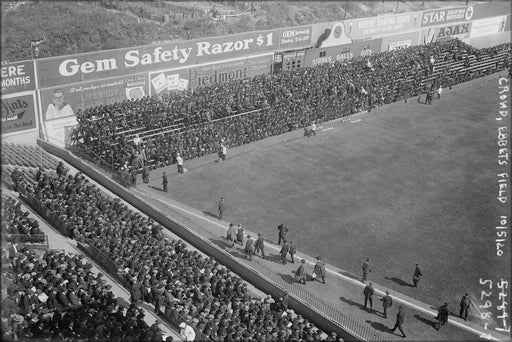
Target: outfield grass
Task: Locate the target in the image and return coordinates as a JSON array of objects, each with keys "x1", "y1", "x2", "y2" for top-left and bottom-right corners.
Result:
[{"x1": 163, "y1": 74, "x2": 510, "y2": 329}]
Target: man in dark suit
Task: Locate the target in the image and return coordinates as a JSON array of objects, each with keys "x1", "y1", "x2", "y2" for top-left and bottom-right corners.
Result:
[
  {"x1": 381, "y1": 291, "x2": 393, "y2": 318},
  {"x1": 435, "y1": 302, "x2": 450, "y2": 330},
  {"x1": 244, "y1": 235, "x2": 255, "y2": 261},
  {"x1": 254, "y1": 233, "x2": 265, "y2": 259},
  {"x1": 459, "y1": 293, "x2": 471, "y2": 321},
  {"x1": 413, "y1": 264, "x2": 422, "y2": 288},
  {"x1": 280, "y1": 240, "x2": 290, "y2": 264},
  {"x1": 162, "y1": 172, "x2": 168, "y2": 192},
  {"x1": 277, "y1": 224, "x2": 289, "y2": 245},
  {"x1": 389, "y1": 305, "x2": 406, "y2": 337},
  {"x1": 363, "y1": 282, "x2": 375, "y2": 311}
]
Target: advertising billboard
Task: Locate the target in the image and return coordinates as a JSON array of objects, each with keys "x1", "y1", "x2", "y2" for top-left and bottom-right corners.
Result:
[
  {"x1": 380, "y1": 32, "x2": 420, "y2": 51},
  {"x1": 278, "y1": 25, "x2": 312, "y2": 50},
  {"x1": 304, "y1": 38, "x2": 383, "y2": 67},
  {"x1": 420, "y1": 22, "x2": 472, "y2": 45},
  {"x1": 471, "y1": 2, "x2": 511, "y2": 21},
  {"x1": 345, "y1": 11, "x2": 422, "y2": 39},
  {"x1": 40, "y1": 73, "x2": 149, "y2": 120},
  {"x1": 1, "y1": 93, "x2": 37, "y2": 135},
  {"x1": 149, "y1": 55, "x2": 272, "y2": 94},
  {"x1": 36, "y1": 29, "x2": 283, "y2": 88},
  {"x1": 470, "y1": 16, "x2": 508, "y2": 38},
  {"x1": 1, "y1": 60, "x2": 36, "y2": 95},
  {"x1": 421, "y1": 6, "x2": 474, "y2": 27}
]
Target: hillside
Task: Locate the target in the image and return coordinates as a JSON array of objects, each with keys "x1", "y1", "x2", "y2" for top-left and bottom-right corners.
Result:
[{"x1": 1, "y1": 1, "x2": 467, "y2": 62}]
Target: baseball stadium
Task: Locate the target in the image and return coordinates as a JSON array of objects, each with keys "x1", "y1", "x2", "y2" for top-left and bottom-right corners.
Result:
[{"x1": 1, "y1": 1, "x2": 510, "y2": 342}]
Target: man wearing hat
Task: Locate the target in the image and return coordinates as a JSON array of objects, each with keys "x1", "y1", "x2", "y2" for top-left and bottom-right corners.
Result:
[
  {"x1": 435, "y1": 302, "x2": 449, "y2": 330},
  {"x1": 363, "y1": 282, "x2": 375, "y2": 311},
  {"x1": 412, "y1": 263, "x2": 422, "y2": 288},
  {"x1": 179, "y1": 321, "x2": 196, "y2": 341},
  {"x1": 280, "y1": 240, "x2": 290, "y2": 265},
  {"x1": 459, "y1": 293, "x2": 471, "y2": 321},
  {"x1": 313, "y1": 256, "x2": 326, "y2": 284},
  {"x1": 381, "y1": 291, "x2": 393, "y2": 318},
  {"x1": 389, "y1": 305, "x2": 406, "y2": 338},
  {"x1": 244, "y1": 235, "x2": 255, "y2": 261},
  {"x1": 295, "y1": 259, "x2": 307, "y2": 285},
  {"x1": 254, "y1": 233, "x2": 265, "y2": 259}
]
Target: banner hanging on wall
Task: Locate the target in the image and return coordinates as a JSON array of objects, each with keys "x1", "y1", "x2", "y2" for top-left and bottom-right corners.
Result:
[
  {"x1": 1, "y1": 60, "x2": 36, "y2": 95},
  {"x1": 39, "y1": 73, "x2": 149, "y2": 120},
  {"x1": 1, "y1": 93, "x2": 37, "y2": 134}
]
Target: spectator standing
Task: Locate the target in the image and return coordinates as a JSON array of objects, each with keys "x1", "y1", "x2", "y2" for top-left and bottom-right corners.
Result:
[
  {"x1": 235, "y1": 224, "x2": 244, "y2": 245},
  {"x1": 244, "y1": 235, "x2": 254, "y2": 261},
  {"x1": 218, "y1": 141, "x2": 227, "y2": 161},
  {"x1": 362, "y1": 258, "x2": 371, "y2": 283},
  {"x1": 277, "y1": 224, "x2": 289, "y2": 245},
  {"x1": 381, "y1": 291, "x2": 393, "y2": 318},
  {"x1": 162, "y1": 172, "x2": 168, "y2": 192},
  {"x1": 218, "y1": 197, "x2": 225, "y2": 220},
  {"x1": 226, "y1": 223, "x2": 236, "y2": 247},
  {"x1": 142, "y1": 164, "x2": 150, "y2": 184},
  {"x1": 435, "y1": 302, "x2": 450, "y2": 330},
  {"x1": 437, "y1": 85, "x2": 443, "y2": 99},
  {"x1": 176, "y1": 153, "x2": 184, "y2": 174},
  {"x1": 295, "y1": 259, "x2": 307, "y2": 285},
  {"x1": 179, "y1": 322, "x2": 195, "y2": 341},
  {"x1": 280, "y1": 240, "x2": 290, "y2": 264},
  {"x1": 313, "y1": 256, "x2": 326, "y2": 284},
  {"x1": 130, "y1": 167, "x2": 138, "y2": 187},
  {"x1": 459, "y1": 294, "x2": 471, "y2": 321},
  {"x1": 288, "y1": 241, "x2": 296, "y2": 263},
  {"x1": 310, "y1": 121, "x2": 317, "y2": 136},
  {"x1": 254, "y1": 233, "x2": 265, "y2": 259},
  {"x1": 389, "y1": 305, "x2": 406, "y2": 338},
  {"x1": 413, "y1": 264, "x2": 422, "y2": 288},
  {"x1": 363, "y1": 282, "x2": 375, "y2": 311}
]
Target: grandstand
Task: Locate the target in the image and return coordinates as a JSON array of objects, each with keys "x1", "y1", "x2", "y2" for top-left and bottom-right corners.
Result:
[{"x1": 2, "y1": 2, "x2": 511, "y2": 342}]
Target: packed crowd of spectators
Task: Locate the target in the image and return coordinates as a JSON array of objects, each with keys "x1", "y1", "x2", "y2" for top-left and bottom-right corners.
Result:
[
  {"x1": 2, "y1": 195, "x2": 45, "y2": 244},
  {"x1": 1, "y1": 246, "x2": 171, "y2": 342},
  {"x1": 11, "y1": 169, "x2": 342, "y2": 341},
  {"x1": 74, "y1": 39, "x2": 510, "y2": 173}
]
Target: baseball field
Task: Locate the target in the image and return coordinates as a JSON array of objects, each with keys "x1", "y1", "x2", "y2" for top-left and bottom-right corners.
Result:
[{"x1": 160, "y1": 73, "x2": 510, "y2": 330}]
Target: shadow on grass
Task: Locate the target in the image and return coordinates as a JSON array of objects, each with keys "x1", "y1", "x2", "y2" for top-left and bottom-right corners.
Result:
[
  {"x1": 385, "y1": 276, "x2": 413, "y2": 288},
  {"x1": 413, "y1": 314, "x2": 437, "y2": 329},
  {"x1": 265, "y1": 253, "x2": 285, "y2": 264},
  {"x1": 365, "y1": 320, "x2": 390, "y2": 333},
  {"x1": 148, "y1": 185, "x2": 165, "y2": 192},
  {"x1": 203, "y1": 211, "x2": 220, "y2": 220},
  {"x1": 278, "y1": 272, "x2": 297, "y2": 285},
  {"x1": 339, "y1": 296, "x2": 367, "y2": 312}
]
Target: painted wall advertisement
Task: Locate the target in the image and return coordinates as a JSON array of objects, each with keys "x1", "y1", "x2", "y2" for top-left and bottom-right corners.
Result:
[
  {"x1": 421, "y1": 22, "x2": 472, "y2": 45},
  {"x1": 345, "y1": 11, "x2": 422, "y2": 39},
  {"x1": 150, "y1": 55, "x2": 272, "y2": 94},
  {"x1": 421, "y1": 6, "x2": 474, "y2": 27},
  {"x1": 1, "y1": 93, "x2": 37, "y2": 134},
  {"x1": 380, "y1": 32, "x2": 420, "y2": 51},
  {"x1": 40, "y1": 73, "x2": 149, "y2": 121},
  {"x1": 305, "y1": 38, "x2": 383, "y2": 67},
  {"x1": 470, "y1": 16, "x2": 508, "y2": 38},
  {"x1": 1, "y1": 60, "x2": 36, "y2": 95},
  {"x1": 278, "y1": 25, "x2": 312, "y2": 49},
  {"x1": 36, "y1": 29, "x2": 283, "y2": 88}
]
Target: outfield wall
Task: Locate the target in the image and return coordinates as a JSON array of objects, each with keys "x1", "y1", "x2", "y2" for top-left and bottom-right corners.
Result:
[{"x1": 1, "y1": 3, "x2": 509, "y2": 144}]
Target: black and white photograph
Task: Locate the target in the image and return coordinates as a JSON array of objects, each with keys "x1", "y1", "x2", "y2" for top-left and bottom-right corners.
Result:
[{"x1": 1, "y1": 1, "x2": 510, "y2": 341}]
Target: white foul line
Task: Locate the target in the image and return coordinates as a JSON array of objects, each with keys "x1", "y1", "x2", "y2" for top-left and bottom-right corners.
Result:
[
  {"x1": 351, "y1": 119, "x2": 362, "y2": 123},
  {"x1": 322, "y1": 127, "x2": 334, "y2": 132},
  {"x1": 150, "y1": 195, "x2": 501, "y2": 341}
]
